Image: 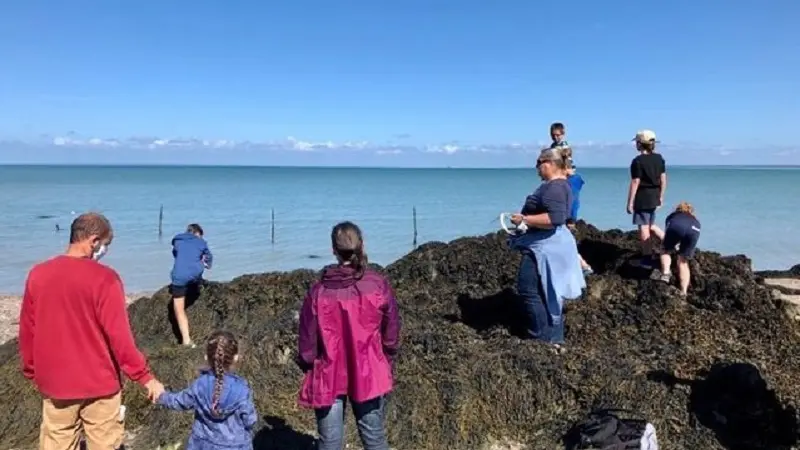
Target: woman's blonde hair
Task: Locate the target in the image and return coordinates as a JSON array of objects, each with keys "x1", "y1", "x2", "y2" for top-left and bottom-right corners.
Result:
[
  {"x1": 538, "y1": 147, "x2": 570, "y2": 171},
  {"x1": 559, "y1": 146, "x2": 574, "y2": 170},
  {"x1": 675, "y1": 201, "x2": 695, "y2": 215}
]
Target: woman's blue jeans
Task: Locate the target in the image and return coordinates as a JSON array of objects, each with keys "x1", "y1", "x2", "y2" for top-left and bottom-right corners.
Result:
[
  {"x1": 315, "y1": 396, "x2": 389, "y2": 450},
  {"x1": 516, "y1": 252, "x2": 565, "y2": 344}
]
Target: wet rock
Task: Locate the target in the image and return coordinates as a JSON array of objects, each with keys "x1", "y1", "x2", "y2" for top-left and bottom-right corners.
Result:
[{"x1": 1, "y1": 222, "x2": 799, "y2": 450}]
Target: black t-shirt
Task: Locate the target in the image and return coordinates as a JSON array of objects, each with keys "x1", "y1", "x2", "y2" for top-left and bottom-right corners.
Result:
[{"x1": 630, "y1": 153, "x2": 666, "y2": 210}]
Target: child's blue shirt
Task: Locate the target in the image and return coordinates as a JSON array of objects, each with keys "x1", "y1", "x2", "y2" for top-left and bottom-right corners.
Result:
[
  {"x1": 158, "y1": 370, "x2": 258, "y2": 450},
  {"x1": 171, "y1": 232, "x2": 213, "y2": 286},
  {"x1": 567, "y1": 173, "x2": 585, "y2": 220}
]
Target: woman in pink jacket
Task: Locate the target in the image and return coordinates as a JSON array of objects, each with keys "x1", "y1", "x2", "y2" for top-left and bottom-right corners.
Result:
[{"x1": 297, "y1": 221, "x2": 401, "y2": 450}]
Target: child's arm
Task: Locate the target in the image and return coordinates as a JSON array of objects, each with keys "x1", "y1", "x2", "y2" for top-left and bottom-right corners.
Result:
[
  {"x1": 627, "y1": 159, "x2": 641, "y2": 212},
  {"x1": 238, "y1": 388, "x2": 259, "y2": 431},
  {"x1": 659, "y1": 157, "x2": 667, "y2": 207},
  {"x1": 201, "y1": 243, "x2": 213, "y2": 269},
  {"x1": 157, "y1": 383, "x2": 198, "y2": 411}
]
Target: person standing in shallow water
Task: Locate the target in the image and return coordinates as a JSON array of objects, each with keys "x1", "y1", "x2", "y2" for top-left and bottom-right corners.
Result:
[
  {"x1": 297, "y1": 221, "x2": 401, "y2": 450},
  {"x1": 170, "y1": 223, "x2": 213, "y2": 347}
]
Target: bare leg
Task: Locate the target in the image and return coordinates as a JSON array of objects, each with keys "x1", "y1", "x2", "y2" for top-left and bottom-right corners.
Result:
[
  {"x1": 650, "y1": 225, "x2": 665, "y2": 241},
  {"x1": 172, "y1": 297, "x2": 192, "y2": 345},
  {"x1": 638, "y1": 225, "x2": 651, "y2": 244},
  {"x1": 677, "y1": 256, "x2": 691, "y2": 295},
  {"x1": 659, "y1": 253, "x2": 672, "y2": 276}
]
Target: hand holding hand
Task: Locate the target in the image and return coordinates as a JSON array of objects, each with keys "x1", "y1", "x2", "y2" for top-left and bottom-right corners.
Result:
[
  {"x1": 145, "y1": 379, "x2": 165, "y2": 403},
  {"x1": 510, "y1": 214, "x2": 524, "y2": 225}
]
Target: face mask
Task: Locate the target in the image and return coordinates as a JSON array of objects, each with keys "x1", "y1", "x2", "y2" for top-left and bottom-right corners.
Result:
[{"x1": 92, "y1": 244, "x2": 108, "y2": 261}]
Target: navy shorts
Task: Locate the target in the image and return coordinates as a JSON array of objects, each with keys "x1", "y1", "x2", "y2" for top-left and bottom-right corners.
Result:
[
  {"x1": 169, "y1": 280, "x2": 201, "y2": 298},
  {"x1": 663, "y1": 228, "x2": 700, "y2": 259},
  {"x1": 632, "y1": 209, "x2": 656, "y2": 226}
]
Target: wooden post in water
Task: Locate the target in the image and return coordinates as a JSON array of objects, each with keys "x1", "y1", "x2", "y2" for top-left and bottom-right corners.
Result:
[
  {"x1": 412, "y1": 206, "x2": 418, "y2": 248},
  {"x1": 271, "y1": 208, "x2": 275, "y2": 244},
  {"x1": 158, "y1": 205, "x2": 164, "y2": 237}
]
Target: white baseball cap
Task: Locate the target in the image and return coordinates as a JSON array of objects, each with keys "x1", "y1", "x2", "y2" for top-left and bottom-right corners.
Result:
[{"x1": 632, "y1": 129, "x2": 658, "y2": 143}]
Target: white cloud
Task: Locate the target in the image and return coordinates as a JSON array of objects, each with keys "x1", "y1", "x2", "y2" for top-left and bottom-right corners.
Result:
[
  {"x1": 426, "y1": 144, "x2": 460, "y2": 154},
  {"x1": 31, "y1": 134, "x2": 800, "y2": 165},
  {"x1": 376, "y1": 149, "x2": 403, "y2": 155}
]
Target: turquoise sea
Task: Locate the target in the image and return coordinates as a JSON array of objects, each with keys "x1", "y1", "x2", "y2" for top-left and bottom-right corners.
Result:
[{"x1": 0, "y1": 165, "x2": 798, "y2": 294}]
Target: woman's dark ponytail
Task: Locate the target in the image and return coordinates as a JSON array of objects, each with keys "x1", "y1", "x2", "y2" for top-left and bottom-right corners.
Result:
[{"x1": 331, "y1": 221, "x2": 368, "y2": 279}]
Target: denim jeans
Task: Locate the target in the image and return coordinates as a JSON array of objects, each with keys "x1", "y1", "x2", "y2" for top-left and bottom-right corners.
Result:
[
  {"x1": 517, "y1": 252, "x2": 565, "y2": 344},
  {"x1": 315, "y1": 396, "x2": 389, "y2": 450}
]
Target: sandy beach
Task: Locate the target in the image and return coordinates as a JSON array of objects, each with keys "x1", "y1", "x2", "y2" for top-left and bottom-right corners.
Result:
[{"x1": 0, "y1": 292, "x2": 152, "y2": 345}]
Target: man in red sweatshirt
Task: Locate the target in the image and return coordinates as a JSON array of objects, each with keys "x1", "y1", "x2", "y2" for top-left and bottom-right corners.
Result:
[{"x1": 19, "y1": 212, "x2": 163, "y2": 450}]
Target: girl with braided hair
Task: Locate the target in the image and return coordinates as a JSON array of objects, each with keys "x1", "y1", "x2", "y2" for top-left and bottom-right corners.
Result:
[{"x1": 157, "y1": 331, "x2": 258, "y2": 449}]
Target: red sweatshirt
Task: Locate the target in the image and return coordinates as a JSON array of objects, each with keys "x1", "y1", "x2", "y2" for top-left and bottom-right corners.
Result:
[{"x1": 19, "y1": 255, "x2": 154, "y2": 400}]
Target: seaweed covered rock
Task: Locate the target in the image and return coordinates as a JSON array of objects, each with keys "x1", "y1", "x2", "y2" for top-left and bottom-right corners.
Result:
[{"x1": 1, "y1": 222, "x2": 800, "y2": 450}]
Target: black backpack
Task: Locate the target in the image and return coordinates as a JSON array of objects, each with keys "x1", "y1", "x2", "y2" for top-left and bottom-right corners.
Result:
[{"x1": 566, "y1": 408, "x2": 648, "y2": 450}]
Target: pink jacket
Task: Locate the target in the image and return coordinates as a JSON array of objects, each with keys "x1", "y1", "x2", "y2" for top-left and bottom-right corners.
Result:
[{"x1": 297, "y1": 265, "x2": 401, "y2": 409}]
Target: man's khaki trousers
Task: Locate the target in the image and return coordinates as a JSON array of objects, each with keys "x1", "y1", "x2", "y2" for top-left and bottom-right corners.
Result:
[{"x1": 39, "y1": 392, "x2": 124, "y2": 450}]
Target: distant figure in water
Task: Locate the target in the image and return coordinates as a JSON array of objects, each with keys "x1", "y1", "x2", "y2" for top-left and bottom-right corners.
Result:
[
  {"x1": 657, "y1": 202, "x2": 701, "y2": 296},
  {"x1": 55, "y1": 224, "x2": 61, "y2": 232}
]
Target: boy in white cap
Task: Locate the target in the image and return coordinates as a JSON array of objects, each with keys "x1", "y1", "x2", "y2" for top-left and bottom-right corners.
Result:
[{"x1": 626, "y1": 130, "x2": 667, "y2": 265}]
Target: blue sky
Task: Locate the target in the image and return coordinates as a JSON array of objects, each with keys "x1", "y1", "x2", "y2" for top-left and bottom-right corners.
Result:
[{"x1": 1, "y1": 0, "x2": 799, "y2": 167}]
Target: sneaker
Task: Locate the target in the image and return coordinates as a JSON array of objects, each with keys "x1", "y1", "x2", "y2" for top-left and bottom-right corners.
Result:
[
  {"x1": 582, "y1": 267, "x2": 594, "y2": 276},
  {"x1": 659, "y1": 272, "x2": 672, "y2": 283}
]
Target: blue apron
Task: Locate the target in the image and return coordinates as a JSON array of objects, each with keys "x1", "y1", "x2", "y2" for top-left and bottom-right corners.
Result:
[{"x1": 509, "y1": 225, "x2": 586, "y2": 324}]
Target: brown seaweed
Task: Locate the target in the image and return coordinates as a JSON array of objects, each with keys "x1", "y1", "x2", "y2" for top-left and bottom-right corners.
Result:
[{"x1": 0, "y1": 222, "x2": 798, "y2": 450}]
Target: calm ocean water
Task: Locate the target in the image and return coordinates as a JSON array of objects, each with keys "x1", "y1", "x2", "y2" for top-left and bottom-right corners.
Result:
[{"x1": 0, "y1": 165, "x2": 798, "y2": 294}]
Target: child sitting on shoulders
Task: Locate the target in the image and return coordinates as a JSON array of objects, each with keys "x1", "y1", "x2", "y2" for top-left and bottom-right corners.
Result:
[{"x1": 157, "y1": 331, "x2": 258, "y2": 450}]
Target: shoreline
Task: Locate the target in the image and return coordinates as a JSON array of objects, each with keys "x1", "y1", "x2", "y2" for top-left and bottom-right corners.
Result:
[{"x1": 0, "y1": 291, "x2": 153, "y2": 345}]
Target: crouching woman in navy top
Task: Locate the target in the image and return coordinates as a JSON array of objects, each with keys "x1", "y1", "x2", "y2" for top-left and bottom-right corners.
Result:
[
  {"x1": 509, "y1": 147, "x2": 586, "y2": 346},
  {"x1": 657, "y1": 201, "x2": 701, "y2": 297}
]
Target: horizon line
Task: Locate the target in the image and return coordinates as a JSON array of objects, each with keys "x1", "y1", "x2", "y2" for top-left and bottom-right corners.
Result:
[{"x1": 1, "y1": 163, "x2": 799, "y2": 170}]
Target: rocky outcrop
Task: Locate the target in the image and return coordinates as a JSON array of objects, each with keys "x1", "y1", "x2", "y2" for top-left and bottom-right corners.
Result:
[{"x1": 1, "y1": 222, "x2": 798, "y2": 450}]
